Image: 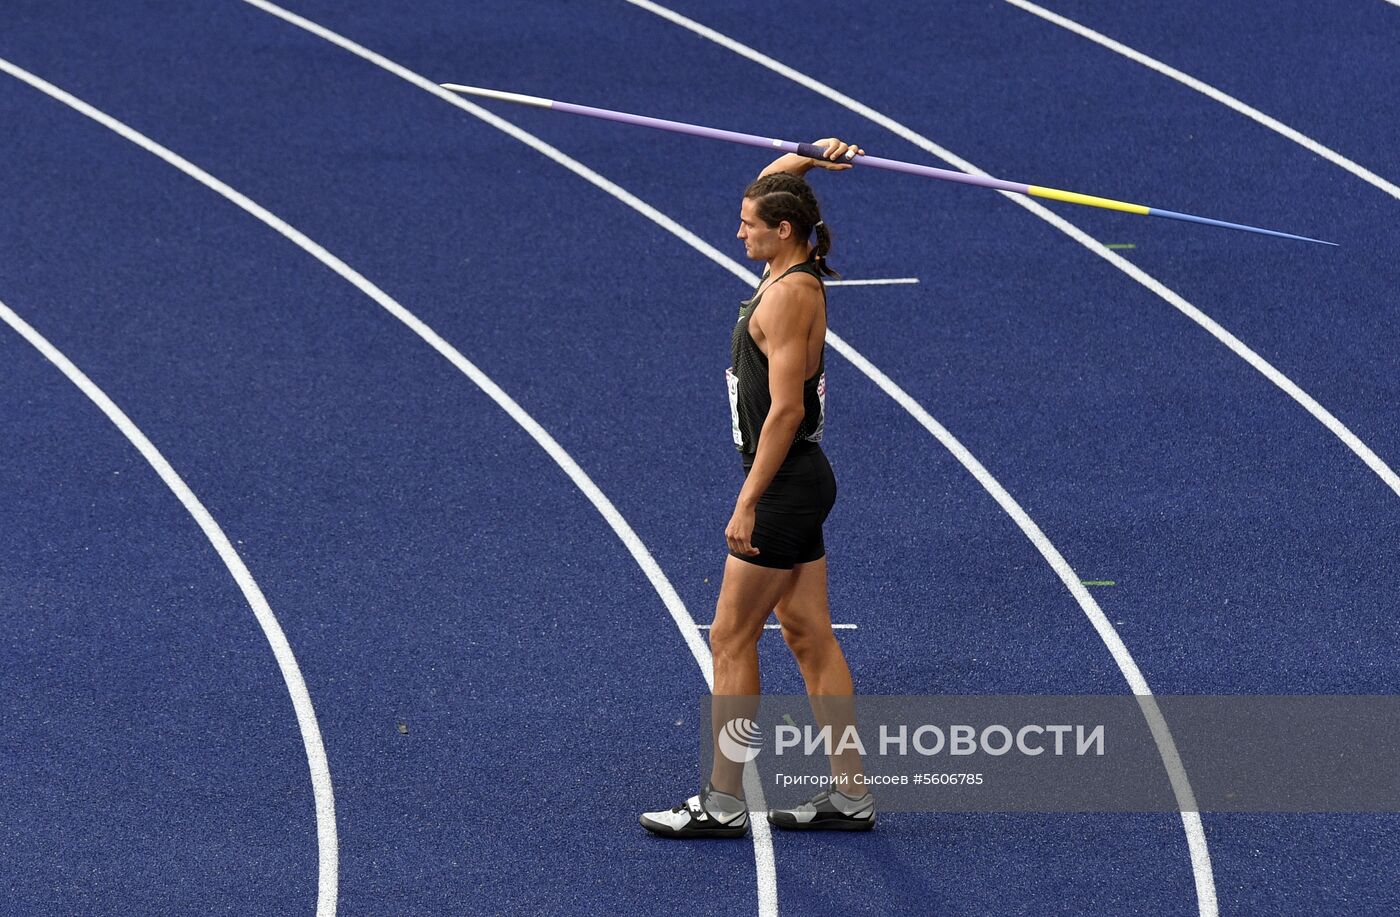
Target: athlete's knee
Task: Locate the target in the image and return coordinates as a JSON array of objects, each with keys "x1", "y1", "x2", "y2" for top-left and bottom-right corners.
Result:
[
  {"x1": 780, "y1": 619, "x2": 837, "y2": 663},
  {"x1": 709, "y1": 614, "x2": 762, "y2": 662}
]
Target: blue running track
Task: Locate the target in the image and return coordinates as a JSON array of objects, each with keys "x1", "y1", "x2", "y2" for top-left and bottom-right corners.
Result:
[{"x1": 2, "y1": 2, "x2": 1397, "y2": 914}]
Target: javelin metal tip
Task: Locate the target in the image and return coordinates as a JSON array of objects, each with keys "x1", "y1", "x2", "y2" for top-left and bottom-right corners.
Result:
[{"x1": 439, "y1": 83, "x2": 554, "y2": 109}]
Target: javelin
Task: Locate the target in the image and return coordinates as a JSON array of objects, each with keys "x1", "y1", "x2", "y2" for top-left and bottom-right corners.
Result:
[{"x1": 439, "y1": 83, "x2": 1335, "y2": 247}]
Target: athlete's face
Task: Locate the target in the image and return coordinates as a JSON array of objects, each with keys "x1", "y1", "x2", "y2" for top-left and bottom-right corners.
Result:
[{"x1": 737, "y1": 197, "x2": 790, "y2": 261}]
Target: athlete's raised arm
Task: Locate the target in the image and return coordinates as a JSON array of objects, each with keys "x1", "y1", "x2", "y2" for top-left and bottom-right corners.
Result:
[{"x1": 759, "y1": 136, "x2": 865, "y2": 179}]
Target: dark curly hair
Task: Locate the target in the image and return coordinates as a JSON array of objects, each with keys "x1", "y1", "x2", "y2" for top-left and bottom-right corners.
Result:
[{"x1": 742, "y1": 172, "x2": 840, "y2": 279}]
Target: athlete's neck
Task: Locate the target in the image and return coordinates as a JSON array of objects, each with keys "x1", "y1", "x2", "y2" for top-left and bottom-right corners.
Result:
[{"x1": 765, "y1": 246, "x2": 813, "y2": 279}]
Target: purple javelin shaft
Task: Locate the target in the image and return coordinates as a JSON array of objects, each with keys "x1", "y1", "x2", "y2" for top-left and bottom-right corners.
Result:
[
  {"x1": 439, "y1": 83, "x2": 1030, "y2": 195},
  {"x1": 548, "y1": 98, "x2": 1032, "y2": 195},
  {"x1": 438, "y1": 83, "x2": 1335, "y2": 245}
]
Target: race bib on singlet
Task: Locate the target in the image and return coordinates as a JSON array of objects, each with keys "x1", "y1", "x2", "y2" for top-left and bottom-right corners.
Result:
[
  {"x1": 725, "y1": 366, "x2": 742, "y2": 446},
  {"x1": 802, "y1": 371, "x2": 827, "y2": 443}
]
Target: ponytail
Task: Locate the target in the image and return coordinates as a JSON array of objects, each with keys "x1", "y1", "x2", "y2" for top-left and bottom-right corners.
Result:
[{"x1": 810, "y1": 220, "x2": 840, "y2": 279}]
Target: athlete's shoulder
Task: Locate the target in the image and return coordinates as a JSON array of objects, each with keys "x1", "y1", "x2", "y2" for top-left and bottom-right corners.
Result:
[
  {"x1": 759, "y1": 275, "x2": 821, "y2": 335},
  {"x1": 770, "y1": 270, "x2": 822, "y2": 302}
]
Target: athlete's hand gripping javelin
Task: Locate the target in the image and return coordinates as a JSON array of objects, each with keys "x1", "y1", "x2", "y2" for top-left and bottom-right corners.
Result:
[
  {"x1": 807, "y1": 137, "x2": 864, "y2": 170},
  {"x1": 753, "y1": 137, "x2": 864, "y2": 182}
]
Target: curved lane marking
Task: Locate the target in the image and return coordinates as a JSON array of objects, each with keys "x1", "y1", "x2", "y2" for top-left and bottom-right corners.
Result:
[
  {"x1": 1005, "y1": 0, "x2": 1400, "y2": 204},
  {"x1": 0, "y1": 48, "x2": 719, "y2": 917},
  {"x1": 0, "y1": 295, "x2": 338, "y2": 914},
  {"x1": 230, "y1": 3, "x2": 783, "y2": 913},
  {"x1": 628, "y1": 0, "x2": 1400, "y2": 507},
  {"x1": 625, "y1": 2, "x2": 1228, "y2": 914},
  {"x1": 242, "y1": 1, "x2": 1214, "y2": 913}
]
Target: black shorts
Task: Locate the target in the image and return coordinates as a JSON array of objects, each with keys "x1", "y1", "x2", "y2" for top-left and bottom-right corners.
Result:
[{"x1": 730, "y1": 443, "x2": 837, "y2": 570}]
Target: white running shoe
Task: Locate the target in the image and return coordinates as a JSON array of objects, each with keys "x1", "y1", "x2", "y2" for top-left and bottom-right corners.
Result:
[
  {"x1": 767, "y1": 788, "x2": 875, "y2": 831},
  {"x1": 640, "y1": 784, "x2": 750, "y2": 838}
]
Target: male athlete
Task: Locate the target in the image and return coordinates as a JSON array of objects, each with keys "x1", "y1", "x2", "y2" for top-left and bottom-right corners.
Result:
[{"x1": 642, "y1": 138, "x2": 874, "y2": 837}]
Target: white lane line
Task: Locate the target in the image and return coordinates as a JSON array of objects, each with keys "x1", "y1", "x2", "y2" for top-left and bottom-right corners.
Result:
[
  {"x1": 0, "y1": 57, "x2": 348, "y2": 916},
  {"x1": 696, "y1": 624, "x2": 858, "y2": 630},
  {"x1": 625, "y1": 2, "x2": 1221, "y2": 914},
  {"x1": 825, "y1": 278, "x2": 919, "y2": 286},
  {"x1": 1004, "y1": 0, "x2": 1400, "y2": 203},
  {"x1": 0, "y1": 34, "x2": 727, "y2": 917},
  {"x1": 240, "y1": 3, "x2": 1204, "y2": 913},
  {"x1": 232, "y1": 2, "x2": 1221, "y2": 908},
  {"x1": 0, "y1": 299, "x2": 339, "y2": 912},
  {"x1": 233, "y1": 3, "x2": 782, "y2": 911},
  {"x1": 629, "y1": 0, "x2": 1400, "y2": 509}
]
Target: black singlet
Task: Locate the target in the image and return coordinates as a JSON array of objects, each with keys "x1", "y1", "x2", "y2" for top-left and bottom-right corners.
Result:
[{"x1": 726, "y1": 257, "x2": 827, "y2": 455}]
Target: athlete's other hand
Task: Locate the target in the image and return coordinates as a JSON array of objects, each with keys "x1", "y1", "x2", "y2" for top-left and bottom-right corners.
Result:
[
  {"x1": 726, "y1": 504, "x2": 761, "y2": 557},
  {"x1": 810, "y1": 138, "x2": 863, "y2": 171}
]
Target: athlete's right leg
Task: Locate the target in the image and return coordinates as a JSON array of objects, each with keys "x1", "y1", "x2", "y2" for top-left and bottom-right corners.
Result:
[
  {"x1": 707, "y1": 555, "x2": 795, "y2": 796},
  {"x1": 640, "y1": 555, "x2": 793, "y2": 838}
]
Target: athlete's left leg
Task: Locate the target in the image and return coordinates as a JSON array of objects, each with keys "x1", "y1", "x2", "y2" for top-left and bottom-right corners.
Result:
[
  {"x1": 773, "y1": 557, "x2": 864, "y2": 790},
  {"x1": 765, "y1": 556, "x2": 875, "y2": 829}
]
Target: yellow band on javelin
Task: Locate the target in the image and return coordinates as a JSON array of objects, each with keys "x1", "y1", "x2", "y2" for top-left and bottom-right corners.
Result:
[{"x1": 1028, "y1": 186, "x2": 1151, "y2": 215}]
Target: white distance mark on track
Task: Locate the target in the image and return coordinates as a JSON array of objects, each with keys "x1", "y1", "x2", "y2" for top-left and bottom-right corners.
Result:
[
  {"x1": 625, "y1": 2, "x2": 1228, "y2": 915},
  {"x1": 697, "y1": 624, "x2": 858, "y2": 630},
  {"x1": 0, "y1": 291, "x2": 339, "y2": 916}
]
